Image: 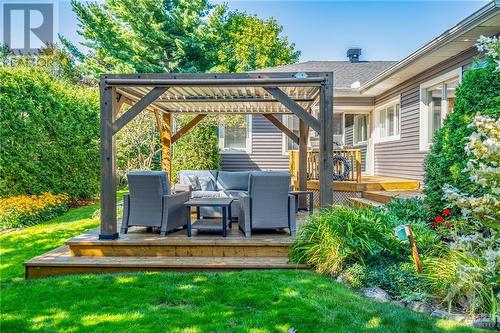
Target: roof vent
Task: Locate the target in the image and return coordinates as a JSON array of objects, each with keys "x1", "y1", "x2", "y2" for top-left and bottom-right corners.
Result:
[{"x1": 347, "y1": 48, "x2": 361, "y2": 63}]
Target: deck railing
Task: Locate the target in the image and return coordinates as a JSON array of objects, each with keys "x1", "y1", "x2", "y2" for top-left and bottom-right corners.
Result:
[{"x1": 289, "y1": 149, "x2": 362, "y2": 183}]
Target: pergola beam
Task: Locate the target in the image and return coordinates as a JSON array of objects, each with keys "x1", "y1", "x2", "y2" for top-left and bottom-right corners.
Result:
[
  {"x1": 171, "y1": 114, "x2": 207, "y2": 144},
  {"x1": 105, "y1": 77, "x2": 325, "y2": 87},
  {"x1": 264, "y1": 87, "x2": 320, "y2": 133},
  {"x1": 113, "y1": 87, "x2": 168, "y2": 134},
  {"x1": 262, "y1": 114, "x2": 299, "y2": 145}
]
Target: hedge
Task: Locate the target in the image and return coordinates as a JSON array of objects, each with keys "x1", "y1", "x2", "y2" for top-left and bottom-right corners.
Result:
[{"x1": 0, "y1": 67, "x2": 100, "y2": 199}]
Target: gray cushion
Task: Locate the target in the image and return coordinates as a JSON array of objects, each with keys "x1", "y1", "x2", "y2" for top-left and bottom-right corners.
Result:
[
  {"x1": 191, "y1": 190, "x2": 224, "y2": 198},
  {"x1": 187, "y1": 175, "x2": 201, "y2": 191},
  {"x1": 178, "y1": 170, "x2": 218, "y2": 190},
  {"x1": 217, "y1": 171, "x2": 250, "y2": 190},
  {"x1": 198, "y1": 175, "x2": 216, "y2": 191}
]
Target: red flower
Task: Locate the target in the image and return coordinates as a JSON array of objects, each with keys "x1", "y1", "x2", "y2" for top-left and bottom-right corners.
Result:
[
  {"x1": 432, "y1": 221, "x2": 440, "y2": 228},
  {"x1": 442, "y1": 208, "x2": 452, "y2": 216},
  {"x1": 445, "y1": 222, "x2": 452, "y2": 228},
  {"x1": 434, "y1": 215, "x2": 445, "y2": 223}
]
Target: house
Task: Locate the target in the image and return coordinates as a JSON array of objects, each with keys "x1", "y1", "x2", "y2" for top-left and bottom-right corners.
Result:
[{"x1": 217, "y1": 1, "x2": 500, "y2": 183}]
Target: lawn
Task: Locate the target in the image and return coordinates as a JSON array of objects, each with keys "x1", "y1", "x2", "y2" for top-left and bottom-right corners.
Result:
[{"x1": 0, "y1": 199, "x2": 483, "y2": 333}]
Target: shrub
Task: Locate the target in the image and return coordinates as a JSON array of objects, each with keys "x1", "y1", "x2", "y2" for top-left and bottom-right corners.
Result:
[
  {"x1": 423, "y1": 42, "x2": 500, "y2": 212},
  {"x1": 344, "y1": 259, "x2": 428, "y2": 301},
  {"x1": 374, "y1": 197, "x2": 440, "y2": 251},
  {"x1": 0, "y1": 67, "x2": 99, "y2": 199},
  {"x1": 290, "y1": 206, "x2": 403, "y2": 274},
  {"x1": 0, "y1": 193, "x2": 70, "y2": 230},
  {"x1": 171, "y1": 115, "x2": 221, "y2": 183}
]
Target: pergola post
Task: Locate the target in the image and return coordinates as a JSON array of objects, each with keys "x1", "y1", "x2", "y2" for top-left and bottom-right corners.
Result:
[
  {"x1": 298, "y1": 119, "x2": 309, "y2": 207},
  {"x1": 99, "y1": 82, "x2": 118, "y2": 240},
  {"x1": 319, "y1": 73, "x2": 334, "y2": 207},
  {"x1": 161, "y1": 112, "x2": 172, "y2": 180}
]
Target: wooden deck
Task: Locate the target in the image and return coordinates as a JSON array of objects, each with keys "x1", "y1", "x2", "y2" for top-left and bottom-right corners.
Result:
[
  {"x1": 293, "y1": 175, "x2": 420, "y2": 192},
  {"x1": 25, "y1": 214, "x2": 309, "y2": 279}
]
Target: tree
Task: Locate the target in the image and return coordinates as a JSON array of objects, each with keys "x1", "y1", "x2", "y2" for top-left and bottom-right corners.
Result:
[
  {"x1": 206, "y1": 6, "x2": 300, "y2": 73},
  {"x1": 65, "y1": 0, "x2": 300, "y2": 179},
  {"x1": 67, "y1": 0, "x2": 300, "y2": 74}
]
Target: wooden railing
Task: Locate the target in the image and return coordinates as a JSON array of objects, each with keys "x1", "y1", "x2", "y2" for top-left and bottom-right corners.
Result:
[{"x1": 289, "y1": 149, "x2": 362, "y2": 183}]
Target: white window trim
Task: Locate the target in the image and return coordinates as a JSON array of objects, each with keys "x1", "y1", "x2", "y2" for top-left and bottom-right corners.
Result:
[
  {"x1": 353, "y1": 114, "x2": 368, "y2": 146},
  {"x1": 418, "y1": 68, "x2": 462, "y2": 152},
  {"x1": 219, "y1": 115, "x2": 252, "y2": 154},
  {"x1": 373, "y1": 98, "x2": 401, "y2": 144}
]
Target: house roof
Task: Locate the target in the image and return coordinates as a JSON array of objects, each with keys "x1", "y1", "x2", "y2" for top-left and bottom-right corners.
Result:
[{"x1": 254, "y1": 61, "x2": 397, "y2": 90}]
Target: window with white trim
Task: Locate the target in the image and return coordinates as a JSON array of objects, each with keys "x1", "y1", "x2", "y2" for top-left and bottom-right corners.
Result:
[
  {"x1": 218, "y1": 115, "x2": 252, "y2": 153},
  {"x1": 419, "y1": 69, "x2": 460, "y2": 151},
  {"x1": 353, "y1": 114, "x2": 368, "y2": 144},
  {"x1": 282, "y1": 115, "x2": 299, "y2": 153},
  {"x1": 375, "y1": 101, "x2": 400, "y2": 142}
]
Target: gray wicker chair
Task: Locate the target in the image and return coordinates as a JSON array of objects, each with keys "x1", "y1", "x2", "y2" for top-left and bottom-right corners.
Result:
[
  {"x1": 238, "y1": 172, "x2": 296, "y2": 237},
  {"x1": 121, "y1": 171, "x2": 190, "y2": 236}
]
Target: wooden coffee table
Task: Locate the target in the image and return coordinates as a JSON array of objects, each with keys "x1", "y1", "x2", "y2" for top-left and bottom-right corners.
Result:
[{"x1": 184, "y1": 198, "x2": 234, "y2": 237}]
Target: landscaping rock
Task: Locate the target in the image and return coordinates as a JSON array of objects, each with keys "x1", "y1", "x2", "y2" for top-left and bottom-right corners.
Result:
[
  {"x1": 471, "y1": 318, "x2": 497, "y2": 330},
  {"x1": 391, "y1": 300, "x2": 406, "y2": 308},
  {"x1": 361, "y1": 287, "x2": 391, "y2": 303},
  {"x1": 431, "y1": 310, "x2": 466, "y2": 322},
  {"x1": 407, "y1": 301, "x2": 432, "y2": 314}
]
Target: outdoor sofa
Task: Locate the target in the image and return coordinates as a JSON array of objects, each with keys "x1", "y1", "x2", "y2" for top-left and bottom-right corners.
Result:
[{"x1": 175, "y1": 170, "x2": 296, "y2": 236}]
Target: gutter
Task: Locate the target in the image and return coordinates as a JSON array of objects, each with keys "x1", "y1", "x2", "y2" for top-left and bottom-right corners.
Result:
[{"x1": 359, "y1": 0, "x2": 499, "y2": 94}]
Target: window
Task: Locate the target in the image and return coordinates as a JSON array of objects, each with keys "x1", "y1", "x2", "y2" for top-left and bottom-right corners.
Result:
[
  {"x1": 375, "y1": 100, "x2": 400, "y2": 142},
  {"x1": 282, "y1": 115, "x2": 300, "y2": 153},
  {"x1": 419, "y1": 69, "x2": 461, "y2": 151},
  {"x1": 353, "y1": 114, "x2": 368, "y2": 144},
  {"x1": 218, "y1": 115, "x2": 252, "y2": 153}
]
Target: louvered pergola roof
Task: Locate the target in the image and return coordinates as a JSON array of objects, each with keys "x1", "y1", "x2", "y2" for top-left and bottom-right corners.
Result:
[{"x1": 106, "y1": 72, "x2": 325, "y2": 114}]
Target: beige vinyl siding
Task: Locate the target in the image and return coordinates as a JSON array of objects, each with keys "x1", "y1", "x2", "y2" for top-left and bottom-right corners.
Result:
[
  {"x1": 221, "y1": 115, "x2": 289, "y2": 171},
  {"x1": 373, "y1": 47, "x2": 478, "y2": 181}
]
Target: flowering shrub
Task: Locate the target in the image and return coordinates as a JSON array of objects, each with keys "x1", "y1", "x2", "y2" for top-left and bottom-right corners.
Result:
[
  {"x1": 422, "y1": 37, "x2": 500, "y2": 318},
  {"x1": 0, "y1": 193, "x2": 70, "y2": 230}
]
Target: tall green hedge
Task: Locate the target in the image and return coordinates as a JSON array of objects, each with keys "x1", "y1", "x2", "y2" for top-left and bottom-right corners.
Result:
[
  {"x1": 171, "y1": 116, "x2": 221, "y2": 183},
  {"x1": 423, "y1": 61, "x2": 500, "y2": 211},
  {"x1": 0, "y1": 67, "x2": 99, "y2": 199}
]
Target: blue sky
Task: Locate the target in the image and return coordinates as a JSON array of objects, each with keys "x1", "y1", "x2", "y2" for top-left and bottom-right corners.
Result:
[{"x1": 56, "y1": 1, "x2": 488, "y2": 61}]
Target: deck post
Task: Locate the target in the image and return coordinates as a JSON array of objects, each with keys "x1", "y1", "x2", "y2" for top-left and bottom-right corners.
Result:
[
  {"x1": 319, "y1": 73, "x2": 334, "y2": 207},
  {"x1": 161, "y1": 112, "x2": 172, "y2": 180},
  {"x1": 298, "y1": 119, "x2": 309, "y2": 207},
  {"x1": 99, "y1": 80, "x2": 118, "y2": 240}
]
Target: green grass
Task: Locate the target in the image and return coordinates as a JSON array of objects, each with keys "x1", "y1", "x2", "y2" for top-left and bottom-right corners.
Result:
[{"x1": 0, "y1": 194, "x2": 483, "y2": 333}]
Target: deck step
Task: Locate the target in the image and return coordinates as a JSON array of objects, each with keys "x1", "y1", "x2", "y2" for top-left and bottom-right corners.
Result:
[
  {"x1": 348, "y1": 197, "x2": 384, "y2": 208},
  {"x1": 25, "y1": 246, "x2": 307, "y2": 279},
  {"x1": 362, "y1": 190, "x2": 424, "y2": 204},
  {"x1": 67, "y1": 225, "x2": 293, "y2": 258}
]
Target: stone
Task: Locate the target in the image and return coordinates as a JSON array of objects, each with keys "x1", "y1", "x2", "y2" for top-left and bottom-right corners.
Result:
[
  {"x1": 361, "y1": 287, "x2": 391, "y2": 303},
  {"x1": 471, "y1": 318, "x2": 497, "y2": 330},
  {"x1": 391, "y1": 300, "x2": 406, "y2": 308},
  {"x1": 431, "y1": 309, "x2": 466, "y2": 322},
  {"x1": 407, "y1": 301, "x2": 433, "y2": 314}
]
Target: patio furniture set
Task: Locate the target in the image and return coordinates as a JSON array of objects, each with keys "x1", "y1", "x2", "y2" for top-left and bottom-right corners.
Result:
[{"x1": 121, "y1": 170, "x2": 313, "y2": 237}]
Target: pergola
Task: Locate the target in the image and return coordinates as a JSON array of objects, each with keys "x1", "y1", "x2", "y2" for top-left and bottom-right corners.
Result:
[{"x1": 99, "y1": 72, "x2": 334, "y2": 239}]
